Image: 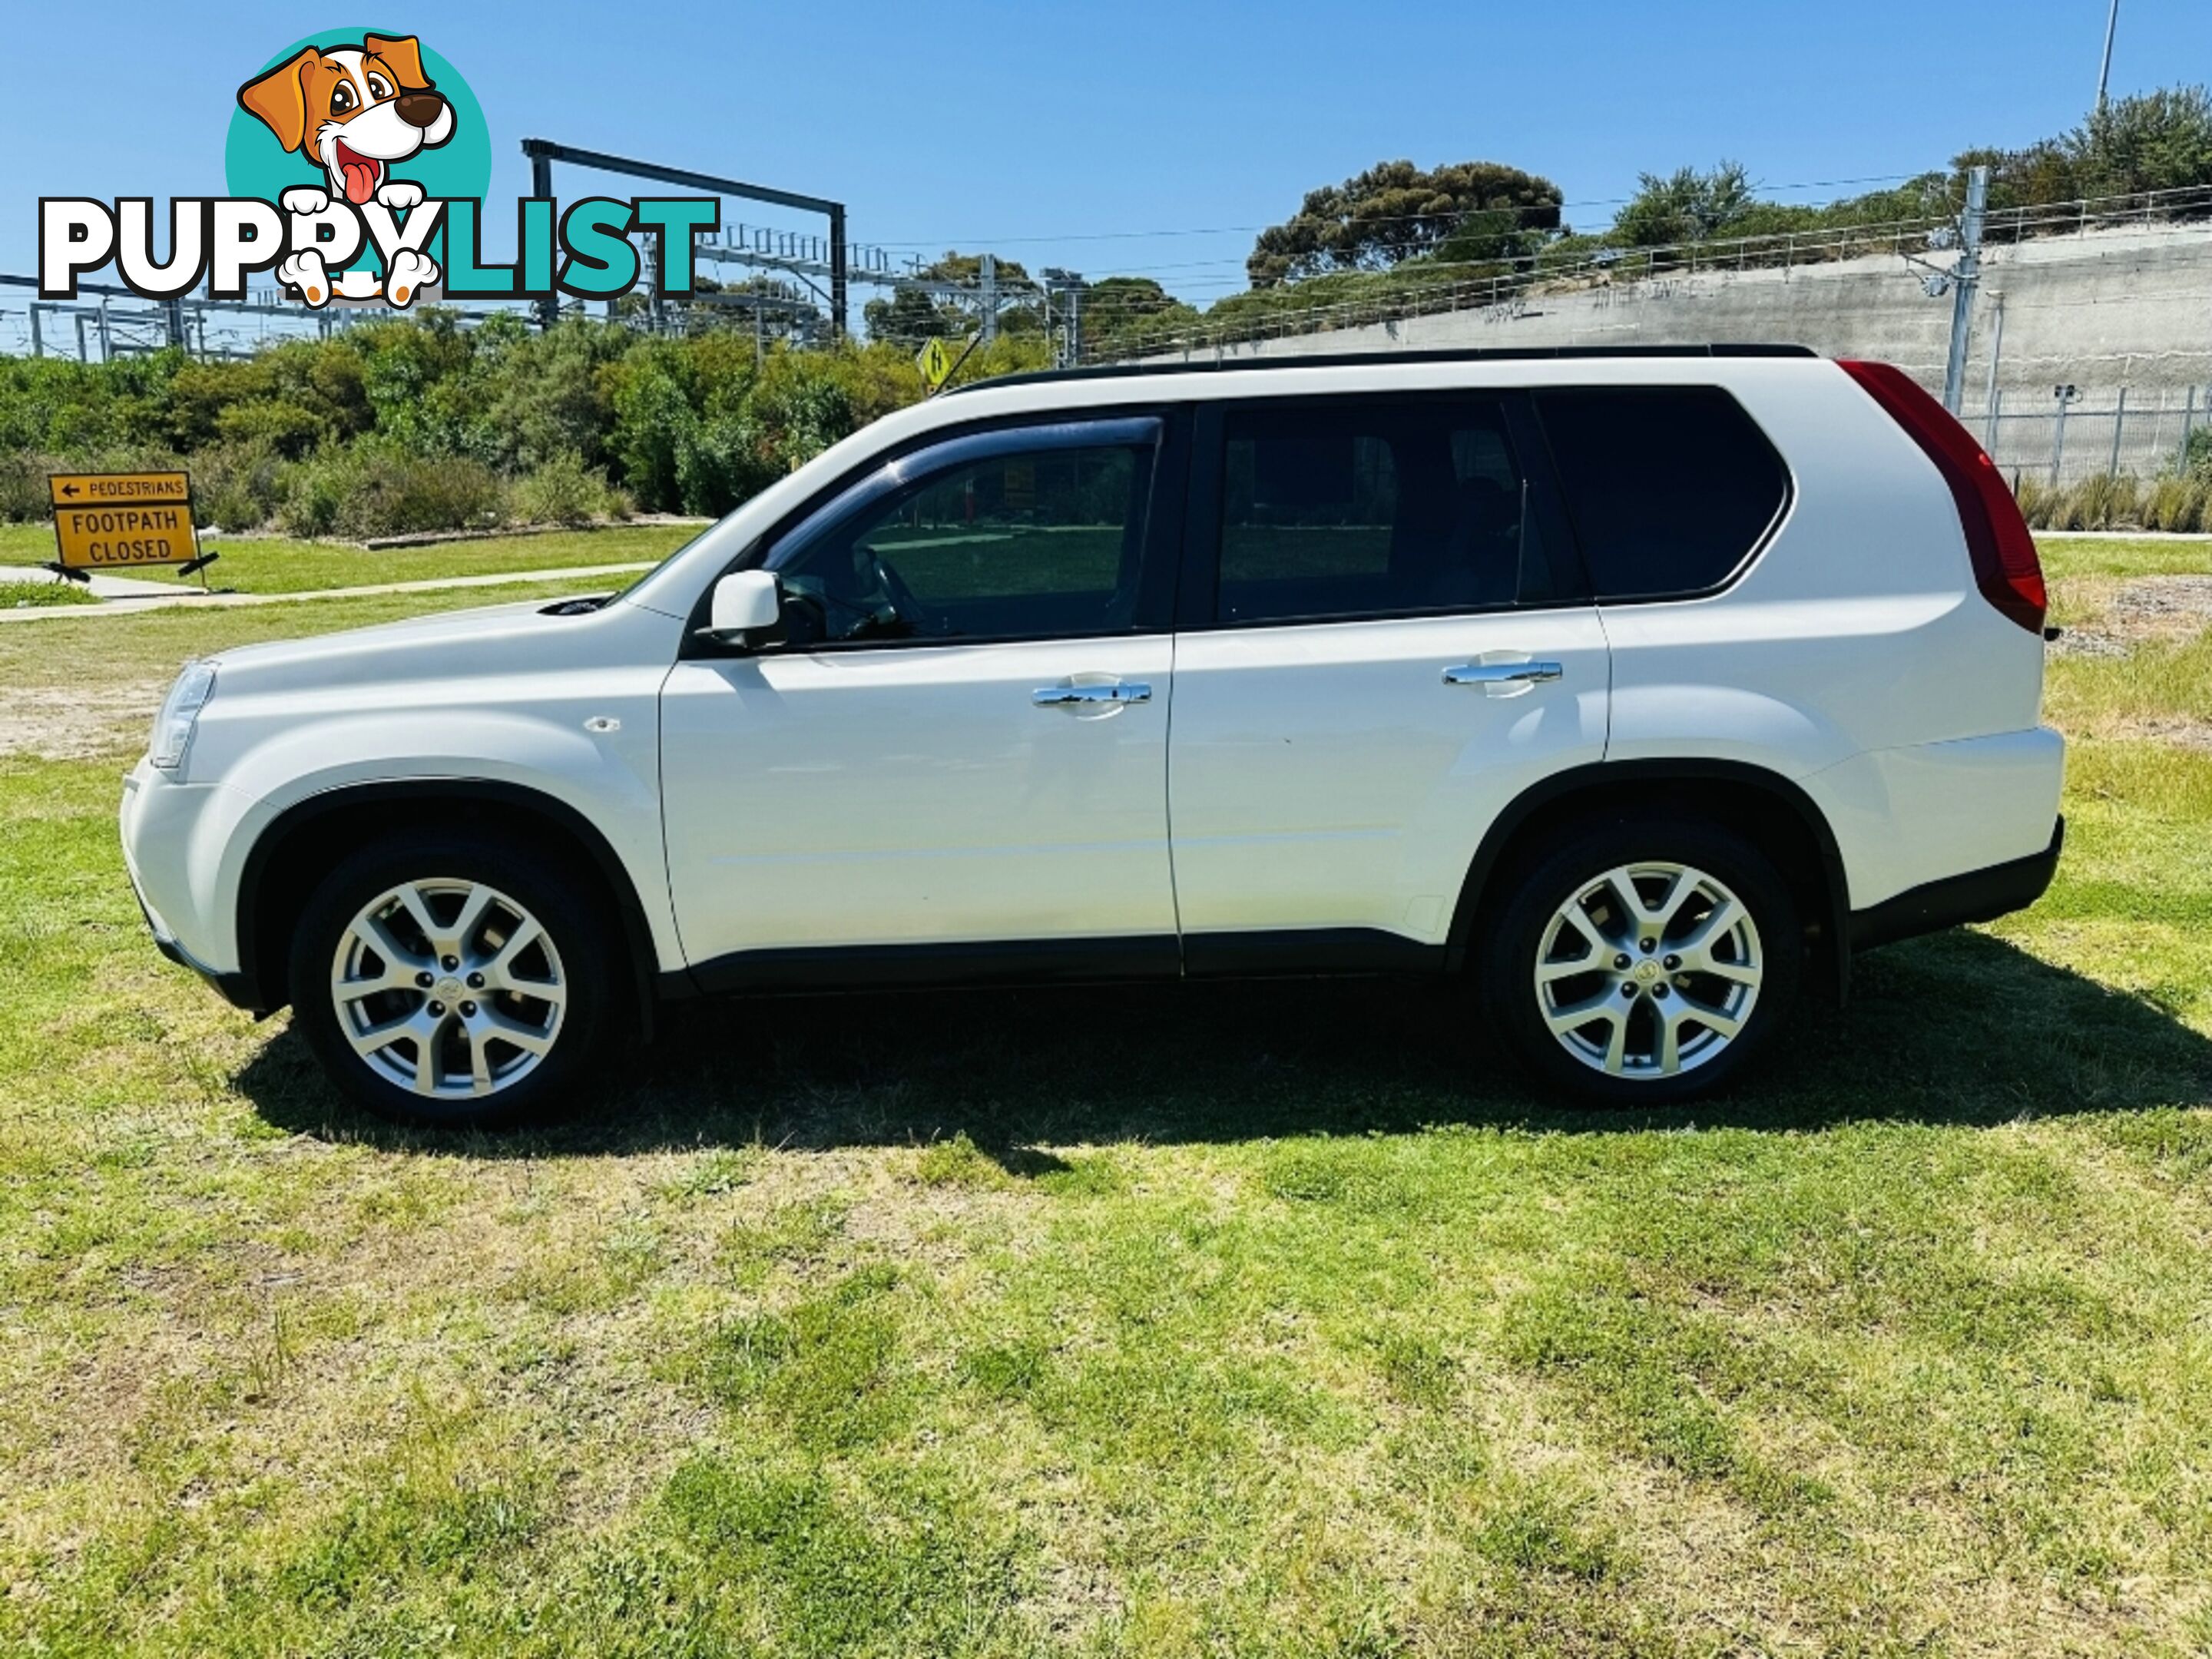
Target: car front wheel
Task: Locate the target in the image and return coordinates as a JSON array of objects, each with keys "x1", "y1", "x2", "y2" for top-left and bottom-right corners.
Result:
[
  {"x1": 288, "y1": 831, "x2": 615, "y2": 1128},
  {"x1": 1483, "y1": 817, "x2": 1800, "y2": 1106}
]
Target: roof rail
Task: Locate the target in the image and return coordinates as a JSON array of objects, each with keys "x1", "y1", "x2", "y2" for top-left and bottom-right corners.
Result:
[{"x1": 945, "y1": 342, "x2": 1820, "y2": 396}]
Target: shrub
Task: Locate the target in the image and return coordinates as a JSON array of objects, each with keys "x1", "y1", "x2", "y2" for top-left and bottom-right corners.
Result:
[
  {"x1": 508, "y1": 452, "x2": 629, "y2": 526},
  {"x1": 276, "y1": 448, "x2": 350, "y2": 538},
  {"x1": 2065, "y1": 472, "x2": 2141, "y2": 531},
  {"x1": 278, "y1": 442, "x2": 508, "y2": 540},
  {"x1": 191, "y1": 439, "x2": 286, "y2": 531},
  {"x1": 214, "y1": 398, "x2": 333, "y2": 455},
  {"x1": 2143, "y1": 473, "x2": 2208, "y2": 533},
  {"x1": 2012, "y1": 473, "x2": 2057, "y2": 528},
  {"x1": 674, "y1": 412, "x2": 777, "y2": 518},
  {"x1": 604, "y1": 349, "x2": 697, "y2": 513},
  {"x1": 0, "y1": 450, "x2": 61, "y2": 522}
]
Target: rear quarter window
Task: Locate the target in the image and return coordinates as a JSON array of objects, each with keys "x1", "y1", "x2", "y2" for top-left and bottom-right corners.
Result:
[{"x1": 1535, "y1": 386, "x2": 1790, "y2": 601}]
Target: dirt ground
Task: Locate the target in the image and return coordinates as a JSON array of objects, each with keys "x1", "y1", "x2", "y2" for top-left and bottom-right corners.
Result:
[
  {"x1": 2053, "y1": 574, "x2": 2212, "y2": 658},
  {"x1": 0, "y1": 680, "x2": 167, "y2": 762}
]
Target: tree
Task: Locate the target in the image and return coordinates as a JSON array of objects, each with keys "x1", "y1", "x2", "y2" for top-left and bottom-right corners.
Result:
[
  {"x1": 1246, "y1": 161, "x2": 1565, "y2": 287},
  {"x1": 1614, "y1": 162, "x2": 1759, "y2": 249},
  {"x1": 1952, "y1": 86, "x2": 2212, "y2": 218},
  {"x1": 2067, "y1": 84, "x2": 2212, "y2": 198},
  {"x1": 694, "y1": 276, "x2": 825, "y2": 344},
  {"x1": 864, "y1": 252, "x2": 1044, "y2": 346},
  {"x1": 1073, "y1": 276, "x2": 1200, "y2": 352},
  {"x1": 864, "y1": 283, "x2": 964, "y2": 349}
]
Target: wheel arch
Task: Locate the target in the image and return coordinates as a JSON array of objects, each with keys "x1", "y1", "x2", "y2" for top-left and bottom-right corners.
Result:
[
  {"x1": 1445, "y1": 759, "x2": 1851, "y2": 1002},
  {"x1": 234, "y1": 780, "x2": 669, "y2": 1029}
]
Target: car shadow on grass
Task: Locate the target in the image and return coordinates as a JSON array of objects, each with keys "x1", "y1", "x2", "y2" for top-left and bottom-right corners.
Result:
[{"x1": 236, "y1": 927, "x2": 2212, "y2": 1165}]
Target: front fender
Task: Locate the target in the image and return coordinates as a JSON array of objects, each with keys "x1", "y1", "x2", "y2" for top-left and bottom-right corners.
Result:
[{"x1": 192, "y1": 678, "x2": 677, "y2": 978}]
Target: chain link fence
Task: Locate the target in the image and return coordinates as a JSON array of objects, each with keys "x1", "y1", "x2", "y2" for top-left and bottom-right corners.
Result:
[{"x1": 1981, "y1": 385, "x2": 2211, "y2": 485}]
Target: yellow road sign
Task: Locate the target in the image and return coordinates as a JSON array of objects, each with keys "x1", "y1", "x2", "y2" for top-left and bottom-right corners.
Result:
[
  {"x1": 48, "y1": 472, "x2": 198, "y2": 570},
  {"x1": 48, "y1": 470, "x2": 190, "y2": 508},
  {"x1": 916, "y1": 336, "x2": 956, "y2": 390}
]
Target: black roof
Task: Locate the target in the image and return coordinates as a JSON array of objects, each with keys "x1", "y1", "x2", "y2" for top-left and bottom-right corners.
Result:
[{"x1": 946, "y1": 343, "x2": 1819, "y2": 396}]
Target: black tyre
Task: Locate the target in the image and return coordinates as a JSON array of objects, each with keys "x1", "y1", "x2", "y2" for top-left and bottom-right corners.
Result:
[
  {"x1": 287, "y1": 830, "x2": 618, "y2": 1128},
  {"x1": 1481, "y1": 815, "x2": 1800, "y2": 1106}
]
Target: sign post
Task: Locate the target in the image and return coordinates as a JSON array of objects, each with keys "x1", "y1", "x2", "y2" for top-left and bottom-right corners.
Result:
[{"x1": 45, "y1": 471, "x2": 218, "y2": 590}]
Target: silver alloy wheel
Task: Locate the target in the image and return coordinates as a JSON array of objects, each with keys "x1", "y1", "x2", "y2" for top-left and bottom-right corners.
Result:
[
  {"x1": 1532, "y1": 860, "x2": 1763, "y2": 1079},
  {"x1": 329, "y1": 878, "x2": 566, "y2": 1100}
]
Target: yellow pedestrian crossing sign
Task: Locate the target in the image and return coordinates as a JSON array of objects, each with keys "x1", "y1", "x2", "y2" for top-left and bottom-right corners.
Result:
[{"x1": 917, "y1": 336, "x2": 958, "y2": 390}]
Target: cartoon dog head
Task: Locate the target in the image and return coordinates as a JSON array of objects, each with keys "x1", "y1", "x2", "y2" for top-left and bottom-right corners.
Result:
[{"x1": 237, "y1": 35, "x2": 455, "y2": 206}]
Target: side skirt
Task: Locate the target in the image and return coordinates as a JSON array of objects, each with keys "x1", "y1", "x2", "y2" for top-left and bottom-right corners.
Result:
[{"x1": 675, "y1": 929, "x2": 1449, "y2": 998}]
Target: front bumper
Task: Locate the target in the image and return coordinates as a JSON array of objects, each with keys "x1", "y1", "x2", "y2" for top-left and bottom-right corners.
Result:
[
  {"x1": 121, "y1": 761, "x2": 269, "y2": 1012},
  {"x1": 1848, "y1": 816, "x2": 2065, "y2": 952},
  {"x1": 147, "y1": 924, "x2": 268, "y2": 1012}
]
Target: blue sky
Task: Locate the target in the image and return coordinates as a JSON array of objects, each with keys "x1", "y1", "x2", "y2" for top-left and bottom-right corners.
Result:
[{"x1": 1, "y1": 0, "x2": 2205, "y2": 316}]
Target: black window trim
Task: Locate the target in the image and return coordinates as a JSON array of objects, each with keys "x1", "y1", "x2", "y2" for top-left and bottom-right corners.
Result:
[
  {"x1": 680, "y1": 404, "x2": 1193, "y2": 658},
  {"x1": 1177, "y1": 386, "x2": 1593, "y2": 635},
  {"x1": 1528, "y1": 383, "x2": 1796, "y2": 609}
]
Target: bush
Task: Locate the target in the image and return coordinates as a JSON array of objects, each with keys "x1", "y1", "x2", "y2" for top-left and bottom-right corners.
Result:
[
  {"x1": 2060, "y1": 472, "x2": 2140, "y2": 531},
  {"x1": 673, "y1": 412, "x2": 776, "y2": 518},
  {"x1": 508, "y1": 452, "x2": 629, "y2": 526},
  {"x1": 2010, "y1": 469, "x2": 2212, "y2": 533},
  {"x1": 278, "y1": 442, "x2": 508, "y2": 540},
  {"x1": 2143, "y1": 473, "x2": 2208, "y2": 532},
  {"x1": 192, "y1": 439, "x2": 287, "y2": 531},
  {"x1": 0, "y1": 449, "x2": 61, "y2": 522}
]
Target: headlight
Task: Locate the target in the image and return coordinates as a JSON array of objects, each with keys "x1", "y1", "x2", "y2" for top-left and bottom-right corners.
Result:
[{"x1": 150, "y1": 661, "x2": 217, "y2": 772}]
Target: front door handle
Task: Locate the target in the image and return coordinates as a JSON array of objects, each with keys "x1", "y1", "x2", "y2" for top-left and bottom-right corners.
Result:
[
  {"x1": 1442, "y1": 661, "x2": 1564, "y2": 688},
  {"x1": 1032, "y1": 682, "x2": 1153, "y2": 707}
]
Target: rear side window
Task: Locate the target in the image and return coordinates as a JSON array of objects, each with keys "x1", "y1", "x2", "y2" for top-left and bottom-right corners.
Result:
[
  {"x1": 1214, "y1": 396, "x2": 1555, "y2": 625},
  {"x1": 1535, "y1": 387, "x2": 1789, "y2": 600}
]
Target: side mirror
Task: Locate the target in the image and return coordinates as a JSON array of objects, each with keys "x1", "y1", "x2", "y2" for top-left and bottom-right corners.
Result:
[{"x1": 704, "y1": 570, "x2": 780, "y2": 641}]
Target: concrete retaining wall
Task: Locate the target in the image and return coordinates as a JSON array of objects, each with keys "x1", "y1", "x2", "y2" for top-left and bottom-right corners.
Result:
[{"x1": 1167, "y1": 222, "x2": 2212, "y2": 480}]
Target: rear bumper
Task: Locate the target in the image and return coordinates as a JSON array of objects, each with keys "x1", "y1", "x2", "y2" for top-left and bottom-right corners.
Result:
[{"x1": 1848, "y1": 817, "x2": 2064, "y2": 952}]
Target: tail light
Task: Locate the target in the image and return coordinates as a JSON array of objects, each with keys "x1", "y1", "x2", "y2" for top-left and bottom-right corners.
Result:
[{"x1": 1839, "y1": 359, "x2": 2047, "y2": 635}]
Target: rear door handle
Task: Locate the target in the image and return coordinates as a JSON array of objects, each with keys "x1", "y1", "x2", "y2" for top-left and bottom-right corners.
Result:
[
  {"x1": 1442, "y1": 661, "x2": 1564, "y2": 687},
  {"x1": 1032, "y1": 682, "x2": 1152, "y2": 707}
]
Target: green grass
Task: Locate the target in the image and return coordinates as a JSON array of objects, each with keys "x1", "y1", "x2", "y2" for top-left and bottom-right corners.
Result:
[
  {"x1": 0, "y1": 522, "x2": 696, "y2": 594},
  {"x1": 0, "y1": 542, "x2": 2209, "y2": 1655},
  {"x1": 0, "y1": 578, "x2": 96, "y2": 608},
  {"x1": 2035, "y1": 532, "x2": 2212, "y2": 582}
]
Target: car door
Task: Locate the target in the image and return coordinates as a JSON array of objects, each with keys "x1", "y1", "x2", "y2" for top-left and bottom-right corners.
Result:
[
  {"x1": 661, "y1": 415, "x2": 1186, "y2": 988},
  {"x1": 1165, "y1": 390, "x2": 1611, "y2": 969}
]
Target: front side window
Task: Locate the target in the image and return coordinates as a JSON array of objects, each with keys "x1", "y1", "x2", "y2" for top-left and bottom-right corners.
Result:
[
  {"x1": 1214, "y1": 396, "x2": 1551, "y2": 625},
  {"x1": 770, "y1": 424, "x2": 1158, "y2": 647}
]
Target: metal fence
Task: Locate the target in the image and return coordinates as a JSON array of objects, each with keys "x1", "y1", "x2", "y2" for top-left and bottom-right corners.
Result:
[{"x1": 1981, "y1": 385, "x2": 2210, "y2": 485}]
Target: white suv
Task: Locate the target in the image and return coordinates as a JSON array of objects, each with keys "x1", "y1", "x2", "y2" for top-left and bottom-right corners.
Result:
[{"x1": 121, "y1": 346, "x2": 2064, "y2": 1125}]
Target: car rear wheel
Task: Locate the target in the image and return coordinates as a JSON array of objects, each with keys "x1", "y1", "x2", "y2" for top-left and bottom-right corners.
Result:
[
  {"x1": 1483, "y1": 817, "x2": 1800, "y2": 1106},
  {"x1": 288, "y1": 831, "x2": 615, "y2": 1128}
]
